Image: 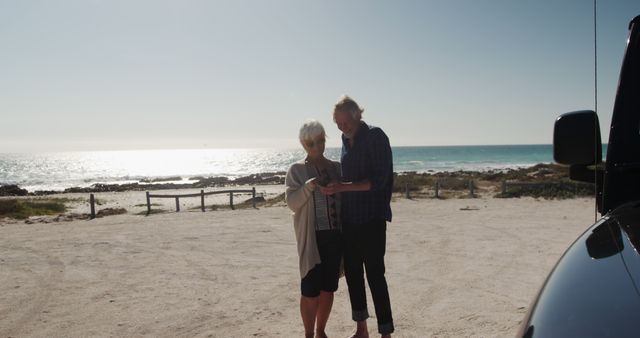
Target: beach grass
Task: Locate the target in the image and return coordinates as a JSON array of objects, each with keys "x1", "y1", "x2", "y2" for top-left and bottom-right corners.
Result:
[
  {"x1": 134, "y1": 209, "x2": 167, "y2": 216},
  {"x1": 134, "y1": 203, "x2": 162, "y2": 207},
  {"x1": 96, "y1": 208, "x2": 127, "y2": 217},
  {"x1": 0, "y1": 199, "x2": 67, "y2": 219},
  {"x1": 495, "y1": 181, "x2": 594, "y2": 199},
  {"x1": 391, "y1": 163, "x2": 597, "y2": 200},
  {"x1": 263, "y1": 192, "x2": 285, "y2": 206}
]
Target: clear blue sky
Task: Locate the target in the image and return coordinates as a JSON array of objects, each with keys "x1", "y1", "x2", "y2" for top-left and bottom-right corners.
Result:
[{"x1": 1, "y1": 0, "x2": 639, "y2": 152}]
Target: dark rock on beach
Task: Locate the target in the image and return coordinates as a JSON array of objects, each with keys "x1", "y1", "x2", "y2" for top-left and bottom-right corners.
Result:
[
  {"x1": 192, "y1": 176, "x2": 230, "y2": 187},
  {"x1": 140, "y1": 176, "x2": 183, "y2": 183},
  {"x1": 25, "y1": 172, "x2": 286, "y2": 194},
  {"x1": 0, "y1": 185, "x2": 28, "y2": 196},
  {"x1": 232, "y1": 172, "x2": 285, "y2": 185},
  {"x1": 31, "y1": 190, "x2": 63, "y2": 196}
]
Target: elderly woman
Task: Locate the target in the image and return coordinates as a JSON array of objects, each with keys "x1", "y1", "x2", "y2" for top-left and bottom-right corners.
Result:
[{"x1": 286, "y1": 120, "x2": 342, "y2": 338}]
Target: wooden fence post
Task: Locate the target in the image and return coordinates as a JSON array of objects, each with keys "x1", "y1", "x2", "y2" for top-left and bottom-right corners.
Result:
[
  {"x1": 146, "y1": 191, "x2": 151, "y2": 216},
  {"x1": 502, "y1": 180, "x2": 507, "y2": 194},
  {"x1": 201, "y1": 190, "x2": 205, "y2": 212},
  {"x1": 90, "y1": 194, "x2": 96, "y2": 219},
  {"x1": 230, "y1": 192, "x2": 234, "y2": 210},
  {"x1": 469, "y1": 180, "x2": 475, "y2": 197},
  {"x1": 435, "y1": 181, "x2": 440, "y2": 198},
  {"x1": 175, "y1": 197, "x2": 180, "y2": 212},
  {"x1": 405, "y1": 183, "x2": 410, "y2": 199},
  {"x1": 252, "y1": 187, "x2": 256, "y2": 208}
]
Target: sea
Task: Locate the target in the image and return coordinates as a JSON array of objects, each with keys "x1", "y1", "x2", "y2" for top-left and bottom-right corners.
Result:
[{"x1": 0, "y1": 144, "x2": 606, "y2": 192}]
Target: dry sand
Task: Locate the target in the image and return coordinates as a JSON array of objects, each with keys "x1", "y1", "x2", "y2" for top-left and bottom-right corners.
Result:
[{"x1": 0, "y1": 190, "x2": 596, "y2": 337}]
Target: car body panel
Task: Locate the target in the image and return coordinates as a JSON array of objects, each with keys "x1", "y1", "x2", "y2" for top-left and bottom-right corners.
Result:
[{"x1": 519, "y1": 203, "x2": 640, "y2": 337}]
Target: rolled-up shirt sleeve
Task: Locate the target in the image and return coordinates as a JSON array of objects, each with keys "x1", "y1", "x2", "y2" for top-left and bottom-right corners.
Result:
[{"x1": 368, "y1": 129, "x2": 393, "y2": 192}]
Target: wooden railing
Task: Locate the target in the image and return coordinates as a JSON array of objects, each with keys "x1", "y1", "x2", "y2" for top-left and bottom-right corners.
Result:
[
  {"x1": 403, "y1": 180, "x2": 476, "y2": 199},
  {"x1": 145, "y1": 188, "x2": 256, "y2": 215}
]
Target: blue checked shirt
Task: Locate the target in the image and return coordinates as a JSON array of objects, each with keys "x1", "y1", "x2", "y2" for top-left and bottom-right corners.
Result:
[{"x1": 340, "y1": 121, "x2": 393, "y2": 225}]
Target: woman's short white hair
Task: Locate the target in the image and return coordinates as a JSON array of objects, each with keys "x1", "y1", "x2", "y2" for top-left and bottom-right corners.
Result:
[{"x1": 299, "y1": 119, "x2": 325, "y2": 143}]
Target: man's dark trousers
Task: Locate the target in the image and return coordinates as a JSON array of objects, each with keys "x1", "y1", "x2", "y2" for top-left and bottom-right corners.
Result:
[{"x1": 343, "y1": 218, "x2": 394, "y2": 334}]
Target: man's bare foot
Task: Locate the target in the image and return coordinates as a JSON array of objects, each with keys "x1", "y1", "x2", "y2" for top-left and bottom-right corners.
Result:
[{"x1": 347, "y1": 319, "x2": 369, "y2": 338}]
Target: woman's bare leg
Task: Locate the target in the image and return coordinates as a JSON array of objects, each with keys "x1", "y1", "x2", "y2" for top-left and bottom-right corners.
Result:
[
  {"x1": 301, "y1": 295, "x2": 319, "y2": 338},
  {"x1": 315, "y1": 291, "x2": 333, "y2": 337}
]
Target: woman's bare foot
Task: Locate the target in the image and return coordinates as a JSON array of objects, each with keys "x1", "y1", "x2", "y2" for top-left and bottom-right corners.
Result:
[
  {"x1": 315, "y1": 331, "x2": 329, "y2": 338},
  {"x1": 347, "y1": 330, "x2": 369, "y2": 338}
]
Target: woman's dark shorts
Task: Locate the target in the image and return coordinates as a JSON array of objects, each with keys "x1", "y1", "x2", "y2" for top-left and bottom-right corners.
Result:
[{"x1": 301, "y1": 230, "x2": 342, "y2": 297}]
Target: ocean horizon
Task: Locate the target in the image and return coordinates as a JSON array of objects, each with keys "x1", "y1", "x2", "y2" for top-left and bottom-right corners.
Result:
[{"x1": 0, "y1": 144, "x2": 607, "y2": 192}]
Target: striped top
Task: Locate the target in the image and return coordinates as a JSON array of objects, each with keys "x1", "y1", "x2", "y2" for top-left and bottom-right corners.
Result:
[{"x1": 306, "y1": 163, "x2": 341, "y2": 231}]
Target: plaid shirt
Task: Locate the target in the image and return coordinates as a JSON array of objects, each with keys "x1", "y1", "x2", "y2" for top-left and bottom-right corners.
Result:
[{"x1": 340, "y1": 121, "x2": 393, "y2": 225}]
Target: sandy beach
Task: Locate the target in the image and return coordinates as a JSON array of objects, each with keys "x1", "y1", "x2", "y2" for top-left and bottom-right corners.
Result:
[{"x1": 0, "y1": 189, "x2": 596, "y2": 337}]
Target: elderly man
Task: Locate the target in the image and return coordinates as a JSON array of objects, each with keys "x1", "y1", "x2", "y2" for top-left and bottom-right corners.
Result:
[{"x1": 320, "y1": 95, "x2": 394, "y2": 338}]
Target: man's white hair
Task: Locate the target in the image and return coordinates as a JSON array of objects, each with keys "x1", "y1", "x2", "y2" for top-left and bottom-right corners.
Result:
[
  {"x1": 299, "y1": 119, "x2": 326, "y2": 143},
  {"x1": 334, "y1": 94, "x2": 364, "y2": 120}
]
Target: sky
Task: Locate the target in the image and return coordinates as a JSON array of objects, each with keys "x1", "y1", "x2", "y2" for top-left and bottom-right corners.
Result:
[{"x1": 1, "y1": 0, "x2": 639, "y2": 152}]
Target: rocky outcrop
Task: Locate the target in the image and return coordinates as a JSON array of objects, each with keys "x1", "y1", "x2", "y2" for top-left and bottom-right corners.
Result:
[{"x1": 0, "y1": 184, "x2": 28, "y2": 196}]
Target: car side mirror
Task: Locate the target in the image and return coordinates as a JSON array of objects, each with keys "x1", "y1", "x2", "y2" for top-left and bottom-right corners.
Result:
[{"x1": 553, "y1": 110, "x2": 602, "y2": 165}]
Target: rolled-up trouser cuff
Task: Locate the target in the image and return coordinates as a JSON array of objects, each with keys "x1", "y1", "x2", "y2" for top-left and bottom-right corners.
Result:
[
  {"x1": 378, "y1": 322, "x2": 395, "y2": 335},
  {"x1": 352, "y1": 309, "x2": 369, "y2": 322}
]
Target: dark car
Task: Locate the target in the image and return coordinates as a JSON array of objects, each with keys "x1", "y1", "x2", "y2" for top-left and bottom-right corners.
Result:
[{"x1": 517, "y1": 15, "x2": 640, "y2": 337}]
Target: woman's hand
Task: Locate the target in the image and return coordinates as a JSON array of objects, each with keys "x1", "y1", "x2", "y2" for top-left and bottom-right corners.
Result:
[
  {"x1": 308, "y1": 178, "x2": 319, "y2": 189},
  {"x1": 319, "y1": 182, "x2": 342, "y2": 195}
]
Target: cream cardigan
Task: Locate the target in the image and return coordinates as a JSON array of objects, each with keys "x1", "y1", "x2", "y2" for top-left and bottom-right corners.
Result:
[{"x1": 285, "y1": 159, "x2": 341, "y2": 278}]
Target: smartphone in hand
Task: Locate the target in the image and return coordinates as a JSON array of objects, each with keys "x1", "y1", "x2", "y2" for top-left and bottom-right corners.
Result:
[{"x1": 316, "y1": 168, "x2": 331, "y2": 187}]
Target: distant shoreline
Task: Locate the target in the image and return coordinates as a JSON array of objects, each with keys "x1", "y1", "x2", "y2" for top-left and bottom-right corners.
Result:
[
  {"x1": 0, "y1": 145, "x2": 574, "y2": 193},
  {"x1": 0, "y1": 162, "x2": 578, "y2": 196},
  {"x1": 0, "y1": 143, "x2": 560, "y2": 155}
]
